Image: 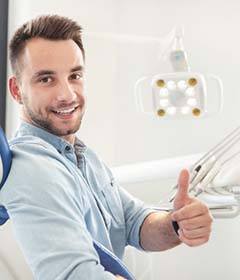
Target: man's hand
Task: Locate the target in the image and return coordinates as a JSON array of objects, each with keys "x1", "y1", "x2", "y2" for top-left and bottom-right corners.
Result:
[{"x1": 171, "y1": 169, "x2": 213, "y2": 247}]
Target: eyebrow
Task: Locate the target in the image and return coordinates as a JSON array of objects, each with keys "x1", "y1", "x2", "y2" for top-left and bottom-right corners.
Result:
[
  {"x1": 70, "y1": 65, "x2": 85, "y2": 73},
  {"x1": 32, "y1": 65, "x2": 85, "y2": 79}
]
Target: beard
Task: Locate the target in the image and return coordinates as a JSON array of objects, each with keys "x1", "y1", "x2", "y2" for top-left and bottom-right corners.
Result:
[{"x1": 22, "y1": 98, "x2": 84, "y2": 137}]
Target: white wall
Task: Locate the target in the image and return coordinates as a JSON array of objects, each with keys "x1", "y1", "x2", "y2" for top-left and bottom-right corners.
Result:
[
  {"x1": 7, "y1": 0, "x2": 240, "y2": 166},
  {"x1": 3, "y1": 0, "x2": 240, "y2": 279}
]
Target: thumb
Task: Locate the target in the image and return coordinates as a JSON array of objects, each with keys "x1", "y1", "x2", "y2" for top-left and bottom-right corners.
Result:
[{"x1": 174, "y1": 169, "x2": 190, "y2": 210}]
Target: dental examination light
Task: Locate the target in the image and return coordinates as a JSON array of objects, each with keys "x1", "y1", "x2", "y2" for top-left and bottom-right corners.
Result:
[{"x1": 135, "y1": 27, "x2": 224, "y2": 119}]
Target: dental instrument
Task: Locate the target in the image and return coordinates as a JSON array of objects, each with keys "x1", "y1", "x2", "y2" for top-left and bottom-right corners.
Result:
[
  {"x1": 164, "y1": 125, "x2": 240, "y2": 218},
  {"x1": 169, "y1": 125, "x2": 240, "y2": 199}
]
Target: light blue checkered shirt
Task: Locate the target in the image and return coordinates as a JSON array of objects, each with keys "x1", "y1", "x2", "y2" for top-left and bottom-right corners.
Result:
[{"x1": 0, "y1": 122, "x2": 154, "y2": 279}]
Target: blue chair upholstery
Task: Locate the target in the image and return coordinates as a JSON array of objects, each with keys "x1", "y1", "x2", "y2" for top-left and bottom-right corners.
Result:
[
  {"x1": 0, "y1": 127, "x2": 11, "y2": 225},
  {"x1": 0, "y1": 127, "x2": 134, "y2": 279}
]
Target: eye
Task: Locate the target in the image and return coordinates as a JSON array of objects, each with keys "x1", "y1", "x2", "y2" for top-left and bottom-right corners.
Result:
[
  {"x1": 39, "y1": 76, "x2": 53, "y2": 84},
  {"x1": 70, "y1": 72, "x2": 83, "y2": 80}
]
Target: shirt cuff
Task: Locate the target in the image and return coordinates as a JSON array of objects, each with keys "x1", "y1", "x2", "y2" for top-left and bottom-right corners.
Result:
[{"x1": 131, "y1": 208, "x2": 159, "y2": 251}]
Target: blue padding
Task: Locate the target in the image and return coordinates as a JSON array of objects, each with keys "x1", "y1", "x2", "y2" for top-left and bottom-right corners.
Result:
[
  {"x1": 0, "y1": 127, "x2": 135, "y2": 278},
  {"x1": 94, "y1": 241, "x2": 135, "y2": 279},
  {"x1": 0, "y1": 127, "x2": 12, "y2": 188},
  {"x1": 0, "y1": 127, "x2": 11, "y2": 225},
  {"x1": 0, "y1": 205, "x2": 9, "y2": 225}
]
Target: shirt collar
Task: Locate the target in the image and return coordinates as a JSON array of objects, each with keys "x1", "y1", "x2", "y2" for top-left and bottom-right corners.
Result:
[{"x1": 15, "y1": 121, "x2": 87, "y2": 155}]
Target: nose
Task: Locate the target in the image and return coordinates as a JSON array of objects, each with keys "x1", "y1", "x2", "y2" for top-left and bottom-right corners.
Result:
[{"x1": 56, "y1": 80, "x2": 77, "y2": 103}]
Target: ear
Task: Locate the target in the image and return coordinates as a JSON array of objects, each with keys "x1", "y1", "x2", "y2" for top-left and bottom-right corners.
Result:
[{"x1": 9, "y1": 76, "x2": 23, "y2": 104}]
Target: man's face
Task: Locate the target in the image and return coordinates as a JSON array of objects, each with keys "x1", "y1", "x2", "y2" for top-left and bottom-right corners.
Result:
[{"x1": 13, "y1": 38, "x2": 86, "y2": 142}]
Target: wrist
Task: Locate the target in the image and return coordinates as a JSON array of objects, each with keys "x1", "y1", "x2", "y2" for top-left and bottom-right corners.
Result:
[{"x1": 140, "y1": 212, "x2": 181, "y2": 251}]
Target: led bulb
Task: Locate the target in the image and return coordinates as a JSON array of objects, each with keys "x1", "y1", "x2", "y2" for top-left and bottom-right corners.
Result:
[
  {"x1": 159, "y1": 99, "x2": 169, "y2": 107},
  {"x1": 185, "y1": 87, "x2": 195, "y2": 97},
  {"x1": 159, "y1": 88, "x2": 169, "y2": 97},
  {"x1": 167, "y1": 106, "x2": 176, "y2": 115},
  {"x1": 167, "y1": 80, "x2": 176, "y2": 91},
  {"x1": 177, "y1": 80, "x2": 187, "y2": 91},
  {"x1": 187, "y1": 98, "x2": 197, "y2": 106},
  {"x1": 181, "y1": 106, "x2": 190, "y2": 114}
]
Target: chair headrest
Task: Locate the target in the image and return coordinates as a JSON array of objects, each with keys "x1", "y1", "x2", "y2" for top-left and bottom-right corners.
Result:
[
  {"x1": 0, "y1": 127, "x2": 12, "y2": 188},
  {"x1": 0, "y1": 127, "x2": 12, "y2": 224}
]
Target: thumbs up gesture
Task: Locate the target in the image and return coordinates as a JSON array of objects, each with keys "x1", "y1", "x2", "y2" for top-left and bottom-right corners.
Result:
[{"x1": 171, "y1": 169, "x2": 213, "y2": 247}]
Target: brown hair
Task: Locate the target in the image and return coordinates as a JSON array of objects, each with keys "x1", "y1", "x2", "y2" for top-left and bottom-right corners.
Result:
[{"x1": 9, "y1": 14, "x2": 85, "y2": 77}]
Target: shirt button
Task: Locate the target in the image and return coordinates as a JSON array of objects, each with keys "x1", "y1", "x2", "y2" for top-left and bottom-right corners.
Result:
[{"x1": 65, "y1": 146, "x2": 71, "y2": 152}]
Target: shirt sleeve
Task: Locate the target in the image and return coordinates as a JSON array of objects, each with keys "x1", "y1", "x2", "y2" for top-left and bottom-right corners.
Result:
[
  {"x1": 0, "y1": 142, "x2": 117, "y2": 280},
  {"x1": 118, "y1": 187, "x2": 156, "y2": 250},
  {"x1": 102, "y1": 163, "x2": 157, "y2": 251}
]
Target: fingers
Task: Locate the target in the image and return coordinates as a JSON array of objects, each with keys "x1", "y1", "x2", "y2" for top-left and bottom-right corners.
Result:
[
  {"x1": 172, "y1": 199, "x2": 210, "y2": 221},
  {"x1": 178, "y1": 228, "x2": 210, "y2": 247},
  {"x1": 177, "y1": 214, "x2": 213, "y2": 231},
  {"x1": 171, "y1": 199, "x2": 213, "y2": 247},
  {"x1": 178, "y1": 169, "x2": 189, "y2": 195},
  {"x1": 172, "y1": 169, "x2": 213, "y2": 247},
  {"x1": 174, "y1": 169, "x2": 190, "y2": 210},
  {"x1": 181, "y1": 226, "x2": 211, "y2": 239}
]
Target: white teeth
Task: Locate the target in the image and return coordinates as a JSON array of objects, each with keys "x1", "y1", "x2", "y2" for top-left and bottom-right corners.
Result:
[{"x1": 54, "y1": 107, "x2": 77, "y2": 114}]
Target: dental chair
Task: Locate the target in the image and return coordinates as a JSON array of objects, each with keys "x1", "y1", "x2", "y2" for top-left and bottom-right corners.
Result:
[{"x1": 0, "y1": 127, "x2": 135, "y2": 280}]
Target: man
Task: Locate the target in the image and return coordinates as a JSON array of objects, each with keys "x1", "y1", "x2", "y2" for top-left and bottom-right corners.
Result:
[{"x1": 0, "y1": 15, "x2": 212, "y2": 280}]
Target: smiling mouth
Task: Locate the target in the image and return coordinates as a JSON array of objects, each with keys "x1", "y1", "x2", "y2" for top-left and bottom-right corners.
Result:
[{"x1": 52, "y1": 106, "x2": 79, "y2": 115}]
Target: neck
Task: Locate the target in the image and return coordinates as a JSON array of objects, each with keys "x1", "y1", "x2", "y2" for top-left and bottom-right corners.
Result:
[{"x1": 61, "y1": 134, "x2": 76, "y2": 145}]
